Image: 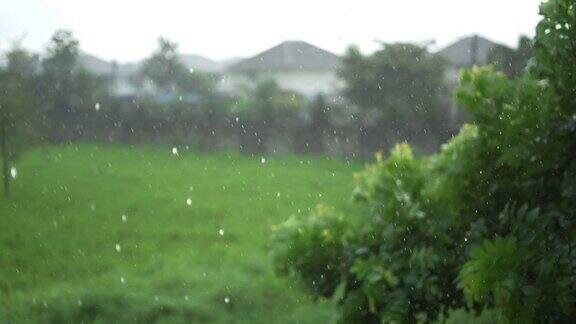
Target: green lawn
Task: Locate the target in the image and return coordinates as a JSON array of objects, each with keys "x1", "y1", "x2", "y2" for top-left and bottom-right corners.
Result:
[{"x1": 0, "y1": 144, "x2": 359, "y2": 323}]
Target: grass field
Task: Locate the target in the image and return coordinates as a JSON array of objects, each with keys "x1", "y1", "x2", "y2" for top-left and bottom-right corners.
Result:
[{"x1": 0, "y1": 144, "x2": 360, "y2": 323}]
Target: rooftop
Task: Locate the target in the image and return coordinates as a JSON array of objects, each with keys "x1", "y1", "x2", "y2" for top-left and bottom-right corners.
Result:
[
  {"x1": 229, "y1": 41, "x2": 340, "y2": 72},
  {"x1": 436, "y1": 34, "x2": 504, "y2": 67}
]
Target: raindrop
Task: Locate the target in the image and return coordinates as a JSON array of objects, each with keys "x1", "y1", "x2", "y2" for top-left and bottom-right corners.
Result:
[
  {"x1": 235, "y1": 117, "x2": 239, "y2": 122},
  {"x1": 120, "y1": 276, "x2": 126, "y2": 284},
  {"x1": 115, "y1": 244, "x2": 121, "y2": 252},
  {"x1": 95, "y1": 103, "x2": 101, "y2": 111},
  {"x1": 218, "y1": 229, "x2": 224, "y2": 236},
  {"x1": 184, "y1": 295, "x2": 189, "y2": 301},
  {"x1": 10, "y1": 166, "x2": 17, "y2": 179},
  {"x1": 261, "y1": 157, "x2": 266, "y2": 164},
  {"x1": 186, "y1": 198, "x2": 192, "y2": 206},
  {"x1": 172, "y1": 147, "x2": 179, "y2": 155},
  {"x1": 189, "y1": 68, "x2": 194, "y2": 73},
  {"x1": 276, "y1": 192, "x2": 281, "y2": 198},
  {"x1": 224, "y1": 297, "x2": 230, "y2": 304},
  {"x1": 464, "y1": 237, "x2": 468, "y2": 242},
  {"x1": 121, "y1": 214, "x2": 127, "y2": 222}
]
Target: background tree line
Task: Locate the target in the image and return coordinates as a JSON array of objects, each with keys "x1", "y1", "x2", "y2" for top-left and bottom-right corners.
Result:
[{"x1": 1, "y1": 29, "x2": 532, "y2": 197}]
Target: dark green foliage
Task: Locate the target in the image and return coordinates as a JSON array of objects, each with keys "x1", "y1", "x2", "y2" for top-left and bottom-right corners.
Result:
[
  {"x1": 271, "y1": 0, "x2": 576, "y2": 322},
  {"x1": 141, "y1": 37, "x2": 217, "y2": 96},
  {"x1": 339, "y1": 43, "x2": 450, "y2": 151},
  {"x1": 434, "y1": 308, "x2": 504, "y2": 324},
  {"x1": 40, "y1": 30, "x2": 110, "y2": 141},
  {"x1": 140, "y1": 37, "x2": 187, "y2": 91},
  {"x1": 306, "y1": 94, "x2": 331, "y2": 153},
  {"x1": 40, "y1": 30, "x2": 80, "y2": 125},
  {"x1": 534, "y1": 0, "x2": 576, "y2": 111},
  {"x1": 0, "y1": 47, "x2": 44, "y2": 197},
  {"x1": 272, "y1": 204, "x2": 351, "y2": 298},
  {"x1": 235, "y1": 80, "x2": 305, "y2": 153}
]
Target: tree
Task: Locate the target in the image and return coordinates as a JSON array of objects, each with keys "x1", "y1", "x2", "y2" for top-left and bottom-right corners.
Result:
[
  {"x1": 40, "y1": 30, "x2": 110, "y2": 141},
  {"x1": 176, "y1": 67, "x2": 217, "y2": 97},
  {"x1": 272, "y1": 0, "x2": 576, "y2": 322},
  {"x1": 5, "y1": 46, "x2": 40, "y2": 76},
  {"x1": 0, "y1": 47, "x2": 43, "y2": 197},
  {"x1": 236, "y1": 80, "x2": 304, "y2": 153},
  {"x1": 141, "y1": 37, "x2": 219, "y2": 96},
  {"x1": 140, "y1": 37, "x2": 187, "y2": 92},
  {"x1": 487, "y1": 36, "x2": 533, "y2": 77},
  {"x1": 237, "y1": 80, "x2": 279, "y2": 153},
  {"x1": 40, "y1": 30, "x2": 80, "y2": 140},
  {"x1": 138, "y1": 37, "x2": 226, "y2": 147},
  {"x1": 339, "y1": 43, "x2": 449, "y2": 153},
  {"x1": 306, "y1": 94, "x2": 331, "y2": 153}
]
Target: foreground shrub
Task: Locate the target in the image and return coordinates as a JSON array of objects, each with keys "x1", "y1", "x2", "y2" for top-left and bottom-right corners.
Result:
[{"x1": 271, "y1": 0, "x2": 576, "y2": 322}]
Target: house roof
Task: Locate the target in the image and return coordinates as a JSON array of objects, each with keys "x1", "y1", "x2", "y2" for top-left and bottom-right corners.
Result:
[
  {"x1": 229, "y1": 41, "x2": 340, "y2": 72},
  {"x1": 436, "y1": 35, "x2": 503, "y2": 67},
  {"x1": 78, "y1": 53, "x2": 229, "y2": 76}
]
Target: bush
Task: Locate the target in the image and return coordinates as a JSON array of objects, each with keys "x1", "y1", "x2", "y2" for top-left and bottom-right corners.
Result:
[
  {"x1": 271, "y1": 204, "x2": 350, "y2": 298},
  {"x1": 271, "y1": 0, "x2": 576, "y2": 322}
]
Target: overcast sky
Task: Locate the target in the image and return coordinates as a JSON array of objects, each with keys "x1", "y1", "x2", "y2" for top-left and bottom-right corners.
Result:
[{"x1": 0, "y1": 0, "x2": 543, "y2": 63}]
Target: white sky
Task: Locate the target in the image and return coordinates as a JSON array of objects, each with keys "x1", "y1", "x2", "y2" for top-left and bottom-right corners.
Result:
[{"x1": 0, "y1": 0, "x2": 543, "y2": 63}]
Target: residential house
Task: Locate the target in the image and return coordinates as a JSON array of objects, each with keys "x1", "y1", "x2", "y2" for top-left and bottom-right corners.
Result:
[
  {"x1": 78, "y1": 53, "x2": 225, "y2": 101},
  {"x1": 222, "y1": 41, "x2": 343, "y2": 98}
]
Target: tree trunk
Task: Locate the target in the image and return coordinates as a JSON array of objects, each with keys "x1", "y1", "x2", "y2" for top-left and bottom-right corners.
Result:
[{"x1": 1, "y1": 123, "x2": 10, "y2": 198}]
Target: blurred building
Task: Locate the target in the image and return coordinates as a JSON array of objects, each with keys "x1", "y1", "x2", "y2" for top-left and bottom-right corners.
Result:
[
  {"x1": 438, "y1": 34, "x2": 501, "y2": 84},
  {"x1": 221, "y1": 41, "x2": 343, "y2": 98}
]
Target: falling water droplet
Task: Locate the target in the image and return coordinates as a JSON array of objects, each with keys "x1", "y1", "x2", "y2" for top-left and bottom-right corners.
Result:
[
  {"x1": 261, "y1": 157, "x2": 266, "y2": 164},
  {"x1": 95, "y1": 103, "x2": 101, "y2": 111},
  {"x1": 172, "y1": 147, "x2": 178, "y2": 155},
  {"x1": 10, "y1": 167, "x2": 17, "y2": 179},
  {"x1": 115, "y1": 244, "x2": 121, "y2": 252},
  {"x1": 224, "y1": 296, "x2": 230, "y2": 304},
  {"x1": 121, "y1": 214, "x2": 127, "y2": 222},
  {"x1": 218, "y1": 229, "x2": 224, "y2": 236},
  {"x1": 186, "y1": 198, "x2": 192, "y2": 206}
]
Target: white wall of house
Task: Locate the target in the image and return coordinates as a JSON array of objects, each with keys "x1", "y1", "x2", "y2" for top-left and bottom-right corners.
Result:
[
  {"x1": 444, "y1": 67, "x2": 460, "y2": 86},
  {"x1": 220, "y1": 69, "x2": 342, "y2": 98},
  {"x1": 269, "y1": 70, "x2": 342, "y2": 97}
]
